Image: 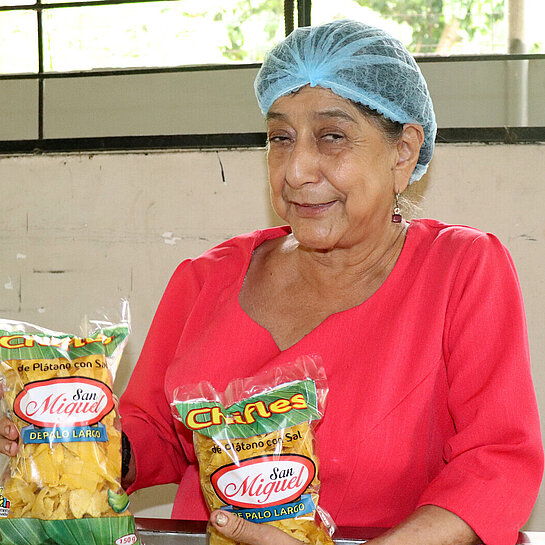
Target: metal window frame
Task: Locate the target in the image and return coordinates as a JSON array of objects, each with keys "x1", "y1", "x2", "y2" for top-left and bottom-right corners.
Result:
[
  {"x1": 0, "y1": 0, "x2": 313, "y2": 140},
  {"x1": 0, "y1": 126, "x2": 544, "y2": 156},
  {"x1": 1, "y1": 0, "x2": 190, "y2": 138},
  {"x1": 0, "y1": 0, "x2": 544, "y2": 151}
]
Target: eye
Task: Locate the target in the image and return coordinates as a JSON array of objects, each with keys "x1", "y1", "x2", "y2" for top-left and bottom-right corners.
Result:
[
  {"x1": 267, "y1": 133, "x2": 292, "y2": 146},
  {"x1": 321, "y1": 133, "x2": 344, "y2": 142}
]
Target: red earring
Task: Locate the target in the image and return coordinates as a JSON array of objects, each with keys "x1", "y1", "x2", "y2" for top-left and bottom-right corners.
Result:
[{"x1": 392, "y1": 193, "x2": 402, "y2": 223}]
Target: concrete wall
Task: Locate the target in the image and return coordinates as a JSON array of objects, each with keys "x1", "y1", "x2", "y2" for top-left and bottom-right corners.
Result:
[{"x1": 0, "y1": 144, "x2": 544, "y2": 529}]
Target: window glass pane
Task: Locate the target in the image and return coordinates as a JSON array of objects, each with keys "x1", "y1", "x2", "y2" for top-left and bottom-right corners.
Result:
[
  {"x1": 42, "y1": 0, "x2": 284, "y2": 72},
  {"x1": 312, "y1": 0, "x2": 544, "y2": 55},
  {"x1": 526, "y1": 0, "x2": 545, "y2": 53},
  {"x1": 0, "y1": 0, "x2": 35, "y2": 6},
  {"x1": 43, "y1": 0, "x2": 93, "y2": 3},
  {"x1": 0, "y1": 10, "x2": 37, "y2": 73}
]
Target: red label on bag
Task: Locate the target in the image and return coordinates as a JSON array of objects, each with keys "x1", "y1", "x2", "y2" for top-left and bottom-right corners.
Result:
[
  {"x1": 13, "y1": 377, "x2": 114, "y2": 427},
  {"x1": 211, "y1": 454, "x2": 315, "y2": 508}
]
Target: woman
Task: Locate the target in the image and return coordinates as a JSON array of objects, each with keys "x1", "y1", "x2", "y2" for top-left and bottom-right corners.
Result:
[{"x1": 1, "y1": 20, "x2": 542, "y2": 545}]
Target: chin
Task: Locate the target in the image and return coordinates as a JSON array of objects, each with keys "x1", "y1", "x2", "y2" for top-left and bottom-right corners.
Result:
[{"x1": 290, "y1": 225, "x2": 339, "y2": 251}]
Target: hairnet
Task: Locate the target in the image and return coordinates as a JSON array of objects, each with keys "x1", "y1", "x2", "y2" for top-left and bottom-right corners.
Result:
[{"x1": 254, "y1": 19, "x2": 437, "y2": 183}]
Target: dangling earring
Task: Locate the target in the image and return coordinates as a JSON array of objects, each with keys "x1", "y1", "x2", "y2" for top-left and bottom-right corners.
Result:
[{"x1": 392, "y1": 193, "x2": 402, "y2": 223}]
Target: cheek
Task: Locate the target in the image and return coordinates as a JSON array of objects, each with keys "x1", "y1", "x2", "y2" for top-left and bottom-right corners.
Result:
[
  {"x1": 267, "y1": 175, "x2": 287, "y2": 218},
  {"x1": 268, "y1": 152, "x2": 292, "y2": 193},
  {"x1": 267, "y1": 156, "x2": 284, "y2": 188},
  {"x1": 267, "y1": 148, "x2": 287, "y2": 171},
  {"x1": 269, "y1": 193, "x2": 289, "y2": 223},
  {"x1": 268, "y1": 172, "x2": 284, "y2": 204}
]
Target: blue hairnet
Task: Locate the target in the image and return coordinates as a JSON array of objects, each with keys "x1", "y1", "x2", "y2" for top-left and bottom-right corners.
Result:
[{"x1": 254, "y1": 19, "x2": 437, "y2": 183}]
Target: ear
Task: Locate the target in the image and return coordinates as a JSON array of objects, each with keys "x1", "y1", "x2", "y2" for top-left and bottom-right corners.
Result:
[{"x1": 393, "y1": 124, "x2": 425, "y2": 193}]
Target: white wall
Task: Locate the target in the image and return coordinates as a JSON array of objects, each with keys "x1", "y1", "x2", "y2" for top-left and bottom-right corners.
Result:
[{"x1": 0, "y1": 144, "x2": 544, "y2": 529}]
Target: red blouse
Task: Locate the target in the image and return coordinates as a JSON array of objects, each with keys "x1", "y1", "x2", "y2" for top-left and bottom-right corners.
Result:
[{"x1": 119, "y1": 218, "x2": 543, "y2": 545}]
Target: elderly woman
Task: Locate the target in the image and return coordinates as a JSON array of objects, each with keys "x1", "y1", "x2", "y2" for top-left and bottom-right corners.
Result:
[{"x1": 1, "y1": 19, "x2": 542, "y2": 545}]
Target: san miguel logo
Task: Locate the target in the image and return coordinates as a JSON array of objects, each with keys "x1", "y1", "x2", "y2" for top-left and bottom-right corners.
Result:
[
  {"x1": 211, "y1": 454, "x2": 315, "y2": 509},
  {"x1": 13, "y1": 377, "x2": 114, "y2": 427}
]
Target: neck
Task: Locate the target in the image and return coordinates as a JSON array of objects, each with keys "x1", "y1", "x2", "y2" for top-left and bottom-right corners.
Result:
[{"x1": 287, "y1": 220, "x2": 409, "y2": 292}]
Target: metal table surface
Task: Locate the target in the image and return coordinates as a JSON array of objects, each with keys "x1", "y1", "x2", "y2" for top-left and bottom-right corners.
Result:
[{"x1": 135, "y1": 518, "x2": 545, "y2": 545}]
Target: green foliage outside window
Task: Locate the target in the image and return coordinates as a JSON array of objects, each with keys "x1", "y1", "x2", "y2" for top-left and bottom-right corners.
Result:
[
  {"x1": 215, "y1": 0, "x2": 284, "y2": 61},
  {"x1": 356, "y1": 0, "x2": 505, "y2": 54}
]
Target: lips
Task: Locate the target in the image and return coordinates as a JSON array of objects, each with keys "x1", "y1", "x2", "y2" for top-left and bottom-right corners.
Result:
[
  {"x1": 290, "y1": 200, "x2": 337, "y2": 217},
  {"x1": 293, "y1": 201, "x2": 335, "y2": 207}
]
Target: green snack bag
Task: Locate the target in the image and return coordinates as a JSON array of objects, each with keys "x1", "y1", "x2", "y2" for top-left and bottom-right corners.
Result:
[
  {"x1": 0, "y1": 307, "x2": 139, "y2": 545},
  {"x1": 172, "y1": 355, "x2": 335, "y2": 545}
]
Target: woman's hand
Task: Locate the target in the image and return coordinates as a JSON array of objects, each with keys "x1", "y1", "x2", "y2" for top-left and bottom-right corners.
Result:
[
  {"x1": 0, "y1": 383, "x2": 18, "y2": 457},
  {"x1": 209, "y1": 510, "x2": 304, "y2": 545}
]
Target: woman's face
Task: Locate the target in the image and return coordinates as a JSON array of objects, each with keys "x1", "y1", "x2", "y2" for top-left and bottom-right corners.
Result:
[{"x1": 266, "y1": 85, "x2": 407, "y2": 251}]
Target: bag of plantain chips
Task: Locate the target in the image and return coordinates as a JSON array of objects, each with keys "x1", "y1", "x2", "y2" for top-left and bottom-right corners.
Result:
[
  {"x1": 0, "y1": 307, "x2": 138, "y2": 545},
  {"x1": 172, "y1": 355, "x2": 335, "y2": 545}
]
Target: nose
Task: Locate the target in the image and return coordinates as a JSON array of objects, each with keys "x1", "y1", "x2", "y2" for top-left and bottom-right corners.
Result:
[{"x1": 285, "y1": 136, "x2": 321, "y2": 188}]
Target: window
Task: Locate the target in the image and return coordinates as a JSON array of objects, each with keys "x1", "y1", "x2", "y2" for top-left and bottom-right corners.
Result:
[
  {"x1": 312, "y1": 0, "x2": 544, "y2": 56},
  {"x1": 1, "y1": 0, "x2": 543, "y2": 75},
  {"x1": 1, "y1": 0, "x2": 543, "y2": 148},
  {"x1": 0, "y1": 7, "x2": 37, "y2": 73},
  {"x1": 0, "y1": 0, "x2": 286, "y2": 74}
]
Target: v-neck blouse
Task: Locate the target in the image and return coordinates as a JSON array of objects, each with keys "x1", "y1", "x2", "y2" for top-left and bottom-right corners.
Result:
[
  {"x1": 119, "y1": 218, "x2": 543, "y2": 545},
  {"x1": 237, "y1": 224, "x2": 414, "y2": 352}
]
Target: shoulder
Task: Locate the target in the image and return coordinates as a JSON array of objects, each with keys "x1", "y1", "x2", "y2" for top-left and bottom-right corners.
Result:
[
  {"x1": 170, "y1": 226, "x2": 292, "y2": 285},
  {"x1": 409, "y1": 218, "x2": 518, "y2": 285},
  {"x1": 410, "y1": 218, "x2": 510, "y2": 259},
  {"x1": 411, "y1": 218, "x2": 492, "y2": 244}
]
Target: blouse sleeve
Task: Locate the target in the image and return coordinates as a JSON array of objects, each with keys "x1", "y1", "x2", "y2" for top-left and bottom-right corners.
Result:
[
  {"x1": 416, "y1": 233, "x2": 544, "y2": 545},
  {"x1": 119, "y1": 259, "x2": 200, "y2": 493}
]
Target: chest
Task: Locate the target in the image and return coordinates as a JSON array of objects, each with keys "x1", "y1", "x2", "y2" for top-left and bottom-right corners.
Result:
[
  {"x1": 165, "y1": 283, "x2": 447, "y2": 448},
  {"x1": 239, "y1": 263, "x2": 389, "y2": 351},
  {"x1": 166, "y1": 296, "x2": 451, "y2": 519}
]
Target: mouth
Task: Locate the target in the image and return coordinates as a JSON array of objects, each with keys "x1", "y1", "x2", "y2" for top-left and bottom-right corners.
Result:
[
  {"x1": 290, "y1": 200, "x2": 337, "y2": 216},
  {"x1": 293, "y1": 201, "x2": 335, "y2": 207}
]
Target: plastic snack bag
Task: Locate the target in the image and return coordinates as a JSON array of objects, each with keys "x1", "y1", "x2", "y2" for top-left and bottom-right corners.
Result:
[
  {"x1": 0, "y1": 305, "x2": 139, "y2": 545},
  {"x1": 172, "y1": 355, "x2": 335, "y2": 545}
]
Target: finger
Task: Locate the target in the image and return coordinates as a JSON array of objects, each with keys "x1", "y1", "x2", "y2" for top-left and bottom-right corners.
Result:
[
  {"x1": 210, "y1": 510, "x2": 304, "y2": 545},
  {"x1": 0, "y1": 439, "x2": 17, "y2": 457},
  {"x1": 0, "y1": 418, "x2": 19, "y2": 456},
  {"x1": 0, "y1": 418, "x2": 18, "y2": 441},
  {"x1": 112, "y1": 395, "x2": 122, "y2": 432}
]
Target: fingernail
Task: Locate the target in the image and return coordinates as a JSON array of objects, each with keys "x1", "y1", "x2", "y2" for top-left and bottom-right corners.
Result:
[
  {"x1": 4, "y1": 426, "x2": 11, "y2": 437},
  {"x1": 215, "y1": 512, "x2": 228, "y2": 527},
  {"x1": 4, "y1": 443, "x2": 13, "y2": 455}
]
